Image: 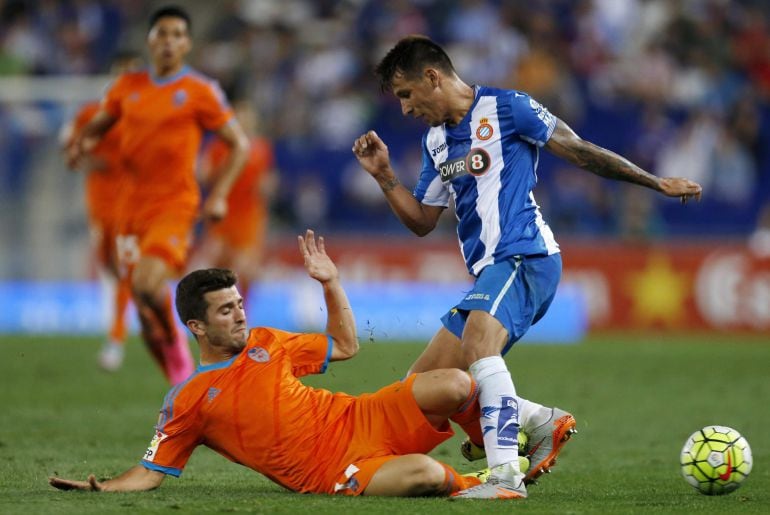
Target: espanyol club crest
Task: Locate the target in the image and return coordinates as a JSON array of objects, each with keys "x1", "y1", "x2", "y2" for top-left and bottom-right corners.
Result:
[
  {"x1": 248, "y1": 347, "x2": 270, "y2": 363},
  {"x1": 476, "y1": 118, "x2": 493, "y2": 140}
]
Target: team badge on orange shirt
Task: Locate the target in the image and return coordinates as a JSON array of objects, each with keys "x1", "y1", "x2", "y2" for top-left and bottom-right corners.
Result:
[
  {"x1": 476, "y1": 118, "x2": 493, "y2": 140},
  {"x1": 248, "y1": 347, "x2": 270, "y2": 363},
  {"x1": 173, "y1": 89, "x2": 188, "y2": 106}
]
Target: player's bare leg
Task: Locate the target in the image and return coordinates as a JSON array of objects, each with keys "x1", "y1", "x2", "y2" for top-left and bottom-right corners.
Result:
[
  {"x1": 132, "y1": 255, "x2": 193, "y2": 384},
  {"x1": 410, "y1": 320, "x2": 526, "y2": 497},
  {"x1": 186, "y1": 234, "x2": 225, "y2": 274},
  {"x1": 363, "y1": 454, "x2": 480, "y2": 497},
  {"x1": 96, "y1": 231, "x2": 132, "y2": 371},
  {"x1": 410, "y1": 324, "x2": 519, "y2": 483},
  {"x1": 407, "y1": 330, "x2": 488, "y2": 455},
  {"x1": 99, "y1": 275, "x2": 132, "y2": 371},
  {"x1": 411, "y1": 367, "x2": 474, "y2": 421},
  {"x1": 449, "y1": 310, "x2": 527, "y2": 499},
  {"x1": 409, "y1": 317, "x2": 575, "y2": 491},
  {"x1": 362, "y1": 370, "x2": 483, "y2": 497},
  {"x1": 230, "y1": 246, "x2": 260, "y2": 310},
  {"x1": 407, "y1": 327, "x2": 466, "y2": 375}
]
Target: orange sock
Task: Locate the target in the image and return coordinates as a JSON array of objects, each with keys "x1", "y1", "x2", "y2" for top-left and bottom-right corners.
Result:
[
  {"x1": 439, "y1": 462, "x2": 481, "y2": 495},
  {"x1": 450, "y1": 374, "x2": 483, "y2": 447},
  {"x1": 108, "y1": 276, "x2": 132, "y2": 343}
]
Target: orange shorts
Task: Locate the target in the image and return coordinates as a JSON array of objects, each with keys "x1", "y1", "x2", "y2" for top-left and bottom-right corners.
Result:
[
  {"x1": 208, "y1": 209, "x2": 267, "y2": 250},
  {"x1": 119, "y1": 203, "x2": 198, "y2": 272},
  {"x1": 328, "y1": 374, "x2": 454, "y2": 496}
]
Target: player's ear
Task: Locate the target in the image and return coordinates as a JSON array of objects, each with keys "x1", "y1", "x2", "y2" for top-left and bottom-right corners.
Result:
[
  {"x1": 187, "y1": 319, "x2": 205, "y2": 336},
  {"x1": 425, "y1": 68, "x2": 439, "y2": 88},
  {"x1": 180, "y1": 29, "x2": 192, "y2": 55}
]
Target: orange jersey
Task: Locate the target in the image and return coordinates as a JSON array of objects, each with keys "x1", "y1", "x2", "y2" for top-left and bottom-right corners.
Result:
[
  {"x1": 102, "y1": 67, "x2": 233, "y2": 211},
  {"x1": 71, "y1": 101, "x2": 127, "y2": 226},
  {"x1": 140, "y1": 329, "x2": 452, "y2": 494},
  {"x1": 203, "y1": 136, "x2": 273, "y2": 248}
]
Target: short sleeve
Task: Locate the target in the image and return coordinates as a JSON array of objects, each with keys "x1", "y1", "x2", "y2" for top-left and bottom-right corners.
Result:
[
  {"x1": 62, "y1": 103, "x2": 99, "y2": 146},
  {"x1": 73, "y1": 103, "x2": 98, "y2": 132},
  {"x1": 509, "y1": 92, "x2": 557, "y2": 147},
  {"x1": 195, "y1": 79, "x2": 234, "y2": 131},
  {"x1": 413, "y1": 133, "x2": 450, "y2": 207},
  {"x1": 267, "y1": 328, "x2": 332, "y2": 377},
  {"x1": 140, "y1": 394, "x2": 202, "y2": 477},
  {"x1": 101, "y1": 75, "x2": 128, "y2": 119}
]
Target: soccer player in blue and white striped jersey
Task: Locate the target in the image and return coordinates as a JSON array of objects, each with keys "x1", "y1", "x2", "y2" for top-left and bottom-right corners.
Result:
[{"x1": 353, "y1": 35, "x2": 701, "y2": 500}]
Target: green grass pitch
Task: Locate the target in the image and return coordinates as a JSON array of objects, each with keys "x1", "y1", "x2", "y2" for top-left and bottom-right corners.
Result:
[{"x1": 1, "y1": 333, "x2": 768, "y2": 514}]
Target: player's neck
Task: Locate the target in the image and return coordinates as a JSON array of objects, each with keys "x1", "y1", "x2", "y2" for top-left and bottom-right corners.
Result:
[
  {"x1": 199, "y1": 342, "x2": 243, "y2": 366},
  {"x1": 447, "y1": 80, "x2": 475, "y2": 126},
  {"x1": 153, "y1": 61, "x2": 186, "y2": 79}
]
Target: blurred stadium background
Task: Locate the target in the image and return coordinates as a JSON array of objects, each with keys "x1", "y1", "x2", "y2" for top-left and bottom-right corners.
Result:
[{"x1": 0, "y1": 0, "x2": 769, "y2": 340}]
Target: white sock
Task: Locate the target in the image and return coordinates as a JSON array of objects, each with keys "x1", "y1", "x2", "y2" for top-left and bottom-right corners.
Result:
[
  {"x1": 518, "y1": 398, "x2": 550, "y2": 432},
  {"x1": 469, "y1": 356, "x2": 521, "y2": 472}
]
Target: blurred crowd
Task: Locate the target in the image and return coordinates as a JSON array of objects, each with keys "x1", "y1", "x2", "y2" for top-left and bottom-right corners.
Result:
[{"x1": 2, "y1": 0, "x2": 770, "y2": 240}]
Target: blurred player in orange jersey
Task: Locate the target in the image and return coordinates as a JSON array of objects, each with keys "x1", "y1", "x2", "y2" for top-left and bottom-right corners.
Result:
[
  {"x1": 189, "y1": 100, "x2": 278, "y2": 306},
  {"x1": 49, "y1": 230, "x2": 490, "y2": 498},
  {"x1": 68, "y1": 6, "x2": 249, "y2": 385},
  {"x1": 60, "y1": 51, "x2": 143, "y2": 372}
]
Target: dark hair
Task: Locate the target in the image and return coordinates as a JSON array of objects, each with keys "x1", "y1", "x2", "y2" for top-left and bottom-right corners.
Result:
[
  {"x1": 112, "y1": 49, "x2": 141, "y2": 63},
  {"x1": 148, "y1": 5, "x2": 192, "y2": 34},
  {"x1": 175, "y1": 268, "x2": 237, "y2": 325},
  {"x1": 109, "y1": 49, "x2": 142, "y2": 72},
  {"x1": 375, "y1": 35, "x2": 455, "y2": 92}
]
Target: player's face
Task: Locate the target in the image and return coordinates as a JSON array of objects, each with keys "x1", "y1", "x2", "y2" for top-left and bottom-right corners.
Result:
[
  {"x1": 391, "y1": 70, "x2": 447, "y2": 127},
  {"x1": 147, "y1": 16, "x2": 191, "y2": 72},
  {"x1": 201, "y1": 286, "x2": 248, "y2": 351}
]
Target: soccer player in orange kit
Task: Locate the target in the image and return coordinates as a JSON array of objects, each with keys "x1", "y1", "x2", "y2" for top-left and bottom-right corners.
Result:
[
  {"x1": 190, "y1": 100, "x2": 277, "y2": 306},
  {"x1": 49, "y1": 230, "x2": 488, "y2": 497},
  {"x1": 61, "y1": 51, "x2": 142, "y2": 372},
  {"x1": 69, "y1": 6, "x2": 249, "y2": 385}
]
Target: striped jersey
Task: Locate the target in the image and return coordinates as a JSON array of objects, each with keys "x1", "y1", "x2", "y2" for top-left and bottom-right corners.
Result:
[{"x1": 414, "y1": 86, "x2": 560, "y2": 276}]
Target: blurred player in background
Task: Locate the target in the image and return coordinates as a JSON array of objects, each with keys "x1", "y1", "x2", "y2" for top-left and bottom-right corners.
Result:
[
  {"x1": 353, "y1": 35, "x2": 703, "y2": 499},
  {"x1": 49, "y1": 231, "x2": 489, "y2": 498},
  {"x1": 60, "y1": 50, "x2": 142, "y2": 372},
  {"x1": 68, "y1": 6, "x2": 249, "y2": 385},
  {"x1": 189, "y1": 99, "x2": 277, "y2": 306}
]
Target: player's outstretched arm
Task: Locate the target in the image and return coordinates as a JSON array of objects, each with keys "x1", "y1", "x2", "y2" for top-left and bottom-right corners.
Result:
[
  {"x1": 297, "y1": 229, "x2": 358, "y2": 361},
  {"x1": 203, "y1": 121, "x2": 250, "y2": 222},
  {"x1": 49, "y1": 465, "x2": 165, "y2": 492},
  {"x1": 353, "y1": 130, "x2": 444, "y2": 236},
  {"x1": 545, "y1": 118, "x2": 702, "y2": 204},
  {"x1": 67, "y1": 109, "x2": 118, "y2": 167}
]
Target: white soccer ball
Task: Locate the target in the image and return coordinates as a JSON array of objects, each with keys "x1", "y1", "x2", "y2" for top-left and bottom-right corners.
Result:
[{"x1": 680, "y1": 425, "x2": 752, "y2": 495}]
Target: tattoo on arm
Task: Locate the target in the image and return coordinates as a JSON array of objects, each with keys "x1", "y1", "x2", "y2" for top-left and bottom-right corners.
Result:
[
  {"x1": 380, "y1": 177, "x2": 400, "y2": 192},
  {"x1": 549, "y1": 119, "x2": 661, "y2": 191},
  {"x1": 561, "y1": 139, "x2": 660, "y2": 190}
]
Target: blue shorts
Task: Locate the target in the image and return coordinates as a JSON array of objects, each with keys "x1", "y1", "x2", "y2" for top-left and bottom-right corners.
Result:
[{"x1": 441, "y1": 253, "x2": 562, "y2": 354}]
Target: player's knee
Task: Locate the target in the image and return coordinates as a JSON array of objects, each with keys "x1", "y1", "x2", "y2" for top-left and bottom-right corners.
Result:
[
  {"x1": 131, "y1": 259, "x2": 170, "y2": 301},
  {"x1": 403, "y1": 456, "x2": 446, "y2": 496},
  {"x1": 441, "y1": 368, "x2": 472, "y2": 406},
  {"x1": 130, "y1": 274, "x2": 157, "y2": 303}
]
